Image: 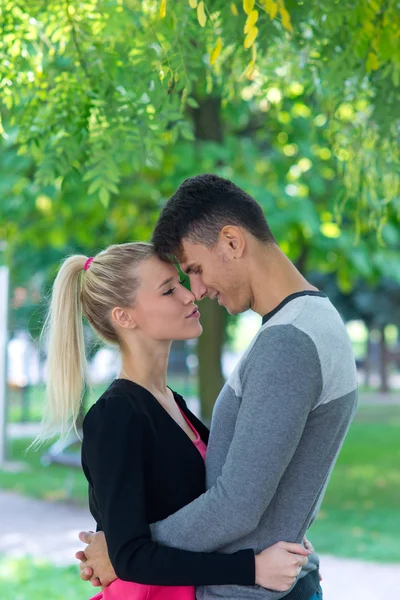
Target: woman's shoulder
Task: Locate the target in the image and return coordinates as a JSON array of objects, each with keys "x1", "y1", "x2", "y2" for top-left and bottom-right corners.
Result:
[
  {"x1": 81, "y1": 382, "x2": 152, "y2": 463},
  {"x1": 83, "y1": 379, "x2": 149, "y2": 428}
]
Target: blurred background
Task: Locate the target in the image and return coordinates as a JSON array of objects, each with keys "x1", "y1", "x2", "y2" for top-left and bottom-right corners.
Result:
[{"x1": 0, "y1": 1, "x2": 399, "y2": 599}]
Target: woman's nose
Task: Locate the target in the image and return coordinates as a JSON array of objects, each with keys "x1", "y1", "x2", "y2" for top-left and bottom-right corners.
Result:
[{"x1": 182, "y1": 285, "x2": 196, "y2": 303}]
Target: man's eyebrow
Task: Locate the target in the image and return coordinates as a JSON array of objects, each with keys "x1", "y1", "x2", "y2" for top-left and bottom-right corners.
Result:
[
  {"x1": 183, "y1": 264, "x2": 195, "y2": 275},
  {"x1": 157, "y1": 276, "x2": 174, "y2": 289}
]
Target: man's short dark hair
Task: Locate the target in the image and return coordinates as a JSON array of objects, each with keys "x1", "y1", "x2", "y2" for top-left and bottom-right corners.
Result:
[{"x1": 152, "y1": 174, "x2": 276, "y2": 260}]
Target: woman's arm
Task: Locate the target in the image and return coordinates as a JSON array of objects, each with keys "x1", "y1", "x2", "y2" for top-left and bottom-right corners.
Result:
[
  {"x1": 82, "y1": 395, "x2": 255, "y2": 586},
  {"x1": 77, "y1": 531, "x2": 309, "y2": 592}
]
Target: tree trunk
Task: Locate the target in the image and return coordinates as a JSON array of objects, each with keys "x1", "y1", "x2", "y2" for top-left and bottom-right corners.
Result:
[
  {"x1": 191, "y1": 96, "x2": 223, "y2": 143},
  {"x1": 191, "y1": 96, "x2": 226, "y2": 422},
  {"x1": 379, "y1": 325, "x2": 390, "y2": 393},
  {"x1": 197, "y1": 299, "x2": 227, "y2": 422}
]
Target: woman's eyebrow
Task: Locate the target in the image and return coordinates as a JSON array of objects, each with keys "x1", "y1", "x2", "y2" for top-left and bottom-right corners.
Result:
[{"x1": 157, "y1": 277, "x2": 174, "y2": 289}]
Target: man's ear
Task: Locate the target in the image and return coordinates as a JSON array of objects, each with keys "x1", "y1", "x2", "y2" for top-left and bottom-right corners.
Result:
[
  {"x1": 111, "y1": 307, "x2": 137, "y2": 330},
  {"x1": 220, "y1": 225, "x2": 245, "y2": 258}
]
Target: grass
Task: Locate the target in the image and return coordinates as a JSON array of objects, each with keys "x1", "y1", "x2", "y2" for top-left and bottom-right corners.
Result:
[
  {"x1": 3, "y1": 378, "x2": 199, "y2": 504},
  {"x1": 7, "y1": 385, "x2": 50, "y2": 423},
  {"x1": 0, "y1": 557, "x2": 89, "y2": 600},
  {"x1": 309, "y1": 404, "x2": 400, "y2": 562},
  {"x1": 1, "y1": 404, "x2": 400, "y2": 563},
  {"x1": 1, "y1": 403, "x2": 399, "y2": 598},
  {"x1": 1, "y1": 436, "x2": 88, "y2": 504}
]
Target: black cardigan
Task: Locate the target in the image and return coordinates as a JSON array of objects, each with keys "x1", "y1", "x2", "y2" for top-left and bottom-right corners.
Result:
[{"x1": 81, "y1": 379, "x2": 255, "y2": 586}]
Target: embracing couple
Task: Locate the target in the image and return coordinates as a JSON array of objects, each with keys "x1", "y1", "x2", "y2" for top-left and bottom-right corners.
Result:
[{"x1": 43, "y1": 174, "x2": 357, "y2": 600}]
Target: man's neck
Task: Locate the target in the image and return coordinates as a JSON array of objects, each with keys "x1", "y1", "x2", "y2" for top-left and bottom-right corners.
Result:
[{"x1": 249, "y1": 246, "x2": 318, "y2": 317}]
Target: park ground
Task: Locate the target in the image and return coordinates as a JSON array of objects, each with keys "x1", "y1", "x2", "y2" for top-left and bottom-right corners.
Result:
[{"x1": 0, "y1": 392, "x2": 399, "y2": 599}]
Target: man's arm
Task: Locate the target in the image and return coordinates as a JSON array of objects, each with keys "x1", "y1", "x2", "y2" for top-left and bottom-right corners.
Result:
[
  {"x1": 150, "y1": 325, "x2": 322, "y2": 551},
  {"x1": 82, "y1": 396, "x2": 255, "y2": 586}
]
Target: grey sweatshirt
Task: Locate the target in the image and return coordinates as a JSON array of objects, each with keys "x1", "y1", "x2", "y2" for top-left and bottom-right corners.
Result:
[{"x1": 151, "y1": 292, "x2": 358, "y2": 599}]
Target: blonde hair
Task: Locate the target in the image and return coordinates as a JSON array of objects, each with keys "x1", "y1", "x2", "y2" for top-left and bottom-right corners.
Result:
[{"x1": 37, "y1": 242, "x2": 156, "y2": 443}]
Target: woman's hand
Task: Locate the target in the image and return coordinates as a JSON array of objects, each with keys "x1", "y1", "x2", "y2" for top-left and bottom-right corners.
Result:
[
  {"x1": 255, "y1": 541, "x2": 311, "y2": 592},
  {"x1": 76, "y1": 531, "x2": 117, "y2": 588}
]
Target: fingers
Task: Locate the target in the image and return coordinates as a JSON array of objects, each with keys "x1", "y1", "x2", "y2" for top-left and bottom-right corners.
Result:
[
  {"x1": 79, "y1": 568, "x2": 101, "y2": 587},
  {"x1": 277, "y1": 541, "x2": 311, "y2": 555},
  {"x1": 79, "y1": 564, "x2": 102, "y2": 587},
  {"x1": 79, "y1": 530, "x2": 95, "y2": 544},
  {"x1": 80, "y1": 567, "x2": 94, "y2": 581},
  {"x1": 303, "y1": 537, "x2": 314, "y2": 552},
  {"x1": 291, "y1": 554, "x2": 308, "y2": 582},
  {"x1": 297, "y1": 555, "x2": 308, "y2": 573},
  {"x1": 295, "y1": 553, "x2": 309, "y2": 567},
  {"x1": 291, "y1": 553, "x2": 308, "y2": 568},
  {"x1": 75, "y1": 550, "x2": 86, "y2": 561},
  {"x1": 79, "y1": 560, "x2": 90, "y2": 573}
]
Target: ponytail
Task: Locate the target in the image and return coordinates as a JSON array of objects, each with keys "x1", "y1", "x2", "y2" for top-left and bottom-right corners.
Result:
[
  {"x1": 37, "y1": 255, "x2": 89, "y2": 443},
  {"x1": 33, "y1": 242, "x2": 156, "y2": 446}
]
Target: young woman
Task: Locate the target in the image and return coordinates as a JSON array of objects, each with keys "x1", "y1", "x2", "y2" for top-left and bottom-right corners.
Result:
[{"x1": 41, "y1": 242, "x2": 310, "y2": 600}]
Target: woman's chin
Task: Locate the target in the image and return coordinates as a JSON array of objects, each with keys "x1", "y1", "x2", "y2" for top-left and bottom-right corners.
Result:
[
  {"x1": 176, "y1": 323, "x2": 203, "y2": 341},
  {"x1": 191, "y1": 323, "x2": 203, "y2": 338}
]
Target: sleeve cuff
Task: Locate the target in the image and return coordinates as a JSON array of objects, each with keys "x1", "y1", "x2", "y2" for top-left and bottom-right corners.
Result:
[{"x1": 227, "y1": 549, "x2": 255, "y2": 586}]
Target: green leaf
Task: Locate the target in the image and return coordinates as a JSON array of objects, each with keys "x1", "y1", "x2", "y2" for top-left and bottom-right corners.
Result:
[
  {"x1": 99, "y1": 187, "x2": 110, "y2": 208},
  {"x1": 186, "y1": 97, "x2": 200, "y2": 108}
]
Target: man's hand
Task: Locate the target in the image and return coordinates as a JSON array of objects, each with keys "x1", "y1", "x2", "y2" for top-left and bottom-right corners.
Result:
[
  {"x1": 303, "y1": 535, "x2": 322, "y2": 581},
  {"x1": 303, "y1": 536, "x2": 314, "y2": 553},
  {"x1": 75, "y1": 531, "x2": 117, "y2": 588},
  {"x1": 255, "y1": 542, "x2": 310, "y2": 592}
]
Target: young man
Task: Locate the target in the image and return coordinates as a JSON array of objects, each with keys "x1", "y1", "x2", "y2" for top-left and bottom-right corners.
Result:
[{"x1": 78, "y1": 174, "x2": 358, "y2": 600}]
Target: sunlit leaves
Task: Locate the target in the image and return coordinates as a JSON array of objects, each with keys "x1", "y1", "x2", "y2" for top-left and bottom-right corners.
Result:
[
  {"x1": 366, "y1": 52, "x2": 379, "y2": 73},
  {"x1": 197, "y1": 1, "x2": 207, "y2": 27},
  {"x1": 242, "y1": 42, "x2": 257, "y2": 79},
  {"x1": 0, "y1": 0, "x2": 399, "y2": 225},
  {"x1": 279, "y1": 2, "x2": 292, "y2": 33},
  {"x1": 244, "y1": 26, "x2": 258, "y2": 49},
  {"x1": 243, "y1": 0, "x2": 255, "y2": 15},
  {"x1": 244, "y1": 10, "x2": 258, "y2": 34},
  {"x1": 321, "y1": 222, "x2": 341, "y2": 239},
  {"x1": 264, "y1": 0, "x2": 278, "y2": 20},
  {"x1": 210, "y1": 37, "x2": 222, "y2": 66},
  {"x1": 160, "y1": 0, "x2": 167, "y2": 18},
  {"x1": 231, "y1": 3, "x2": 239, "y2": 17}
]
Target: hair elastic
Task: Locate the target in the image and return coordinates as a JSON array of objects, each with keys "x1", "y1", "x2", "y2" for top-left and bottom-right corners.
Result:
[{"x1": 84, "y1": 257, "x2": 94, "y2": 271}]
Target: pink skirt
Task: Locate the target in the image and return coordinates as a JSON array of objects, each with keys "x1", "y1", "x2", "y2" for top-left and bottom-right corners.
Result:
[{"x1": 89, "y1": 578, "x2": 196, "y2": 600}]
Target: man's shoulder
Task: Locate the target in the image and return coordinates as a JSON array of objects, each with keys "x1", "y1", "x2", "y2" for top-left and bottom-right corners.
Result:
[
  {"x1": 258, "y1": 295, "x2": 350, "y2": 352},
  {"x1": 246, "y1": 322, "x2": 318, "y2": 359}
]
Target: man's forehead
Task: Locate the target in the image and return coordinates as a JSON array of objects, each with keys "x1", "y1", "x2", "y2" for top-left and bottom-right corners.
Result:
[
  {"x1": 177, "y1": 240, "x2": 206, "y2": 271},
  {"x1": 178, "y1": 255, "x2": 195, "y2": 274}
]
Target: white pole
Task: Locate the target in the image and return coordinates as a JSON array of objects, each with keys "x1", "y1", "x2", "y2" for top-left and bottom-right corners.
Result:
[{"x1": 0, "y1": 265, "x2": 9, "y2": 466}]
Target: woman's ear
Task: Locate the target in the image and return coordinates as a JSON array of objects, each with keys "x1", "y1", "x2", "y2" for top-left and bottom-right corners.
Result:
[{"x1": 111, "y1": 307, "x2": 137, "y2": 330}]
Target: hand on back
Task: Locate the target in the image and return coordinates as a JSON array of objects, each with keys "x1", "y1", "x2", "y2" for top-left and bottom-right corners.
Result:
[{"x1": 255, "y1": 541, "x2": 311, "y2": 592}]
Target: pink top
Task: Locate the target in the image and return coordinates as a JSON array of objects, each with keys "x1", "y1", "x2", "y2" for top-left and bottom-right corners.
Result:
[
  {"x1": 91, "y1": 412, "x2": 207, "y2": 600},
  {"x1": 179, "y1": 407, "x2": 207, "y2": 461}
]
